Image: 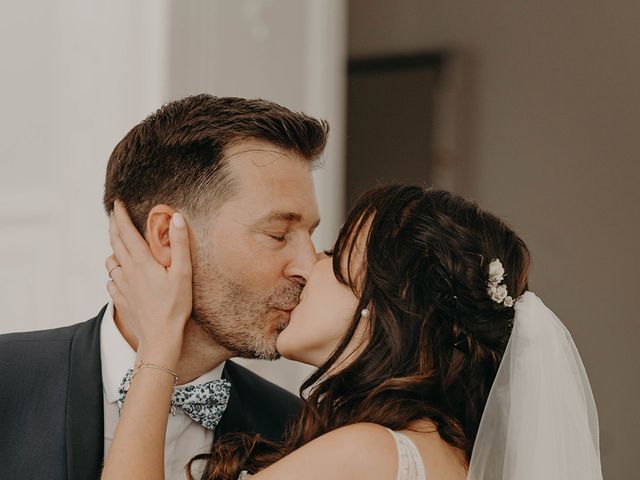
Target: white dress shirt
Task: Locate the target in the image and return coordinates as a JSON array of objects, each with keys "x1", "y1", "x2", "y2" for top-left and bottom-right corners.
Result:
[{"x1": 100, "y1": 302, "x2": 225, "y2": 480}]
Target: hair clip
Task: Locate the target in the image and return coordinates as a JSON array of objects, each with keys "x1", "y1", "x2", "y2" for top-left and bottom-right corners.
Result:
[{"x1": 487, "y1": 259, "x2": 514, "y2": 307}]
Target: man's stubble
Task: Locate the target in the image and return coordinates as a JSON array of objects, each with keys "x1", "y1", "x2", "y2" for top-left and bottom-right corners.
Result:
[{"x1": 190, "y1": 244, "x2": 302, "y2": 360}]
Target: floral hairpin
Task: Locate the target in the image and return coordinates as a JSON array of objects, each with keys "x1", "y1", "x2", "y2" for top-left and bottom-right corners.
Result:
[{"x1": 487, "y1": 259, "x2": 514, "y2": 308}]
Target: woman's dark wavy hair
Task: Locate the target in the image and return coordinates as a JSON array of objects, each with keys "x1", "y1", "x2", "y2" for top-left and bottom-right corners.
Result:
[{"x1": 189, "y1": 185, "x2": 531, "y2": 479}]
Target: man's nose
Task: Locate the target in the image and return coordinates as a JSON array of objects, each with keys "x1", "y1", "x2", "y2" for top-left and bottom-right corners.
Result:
[{"x1": 284, "y1": 235, "x2": 318, "y2": 285}]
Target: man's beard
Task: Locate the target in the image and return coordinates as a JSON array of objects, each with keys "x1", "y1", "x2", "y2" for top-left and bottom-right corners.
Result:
[{"x1": 190, "y1": 253, "x2": 302, "y2": 360}]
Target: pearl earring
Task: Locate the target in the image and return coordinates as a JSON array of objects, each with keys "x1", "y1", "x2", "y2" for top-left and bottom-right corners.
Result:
[{"x1": 361, "y1": 308, "x2": 370, "y2": 318}]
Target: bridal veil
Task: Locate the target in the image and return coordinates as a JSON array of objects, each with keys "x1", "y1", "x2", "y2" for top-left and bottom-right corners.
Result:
[{"x1": 468, "y1": 292, "x2": 603, "y2": 479}]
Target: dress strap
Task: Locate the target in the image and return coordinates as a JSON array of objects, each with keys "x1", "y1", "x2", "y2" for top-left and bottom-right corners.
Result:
[{"x1": 386, "y1": 428, "x2": 427, "y2": 480}]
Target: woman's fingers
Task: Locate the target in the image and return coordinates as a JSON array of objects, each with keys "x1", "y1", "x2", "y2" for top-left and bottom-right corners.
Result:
[
  {"x1": 113, "y1": 200, "x2": 154, "y2": 261},
  {"x1": 168, "y1": 213, "x2": 192, "y2": 278},
  {"x1": 108, "y1": 216, "x2": 131, "y2": 268},
  {"x1": 106, "y1": 256, "x2": 122, "y2": 279},
  {"x1": 104, "y1": 206, "x2": 191, "y2": 356},
  {"x1": 106, "y1": 254, "x2": 127, "y2": 290},
  {"x1": 106, "y1": 277, "x2": 122, "y2": 305},
  {"x1": 105, "y1": 254, "x2": 121, "y2": 277}
]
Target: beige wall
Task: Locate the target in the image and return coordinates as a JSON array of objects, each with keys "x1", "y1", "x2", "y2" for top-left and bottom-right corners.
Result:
[{"x1": 349, "y1": 1, "x2": 639, "y2": 478}]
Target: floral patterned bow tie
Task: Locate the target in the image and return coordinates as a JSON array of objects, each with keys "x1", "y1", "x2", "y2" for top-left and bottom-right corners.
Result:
[{"x1": 117, "y1": 369, "x2": 231, "y2": 430}]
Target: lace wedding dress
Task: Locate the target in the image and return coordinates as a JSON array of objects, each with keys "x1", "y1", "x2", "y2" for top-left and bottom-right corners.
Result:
[
  {"x1": 387, "y1": 429, "x2": 427, "y2": 480},
  {"x1": 237, "y1": 428, "x2": 426, "y2": 480}
]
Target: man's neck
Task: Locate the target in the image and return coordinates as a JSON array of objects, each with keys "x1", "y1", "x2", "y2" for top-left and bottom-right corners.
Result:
[{"x1": 113, "y1": 309, "x2": 233, "y2": 385}]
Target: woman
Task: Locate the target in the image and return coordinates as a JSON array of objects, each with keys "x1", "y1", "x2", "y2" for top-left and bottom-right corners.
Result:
[{"x1": 102, "y1": 185, "x2": 603, "y2": 479}]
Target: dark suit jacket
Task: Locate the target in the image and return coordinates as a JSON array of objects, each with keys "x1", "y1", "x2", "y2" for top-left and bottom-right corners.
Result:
[{"x1": 0, "y1": 305, "x2": 301, "y2": 479}]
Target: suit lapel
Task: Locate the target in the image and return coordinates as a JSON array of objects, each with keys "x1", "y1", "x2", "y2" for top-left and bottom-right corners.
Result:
[
  {"x1": 66, "y1": 305, "x2": 107, "y2": 480},
  {"x1": 215, "y1": 361, "x2": 250, "y2": 437}
]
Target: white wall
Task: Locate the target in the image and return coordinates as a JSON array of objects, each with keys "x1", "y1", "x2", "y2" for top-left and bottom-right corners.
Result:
[
  {"x1": 349, "y1": 1, "x2": 640, "y2": 478},
  {"x1": 0, "y1": 0, "x2": 170, "y2": 332},
  {"x1": 0, "y1": 0, "x2": 347, "y2": 394}
]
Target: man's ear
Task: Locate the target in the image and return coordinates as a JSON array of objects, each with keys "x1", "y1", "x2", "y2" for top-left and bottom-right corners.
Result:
[{"x1": 146, "y1": 204, "x2": 177, "y2": 267}]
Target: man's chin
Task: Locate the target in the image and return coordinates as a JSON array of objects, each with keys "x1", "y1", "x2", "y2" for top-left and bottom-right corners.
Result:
[
  {"x1": 273, "y1": 308, "x2": 292, "y2": 330},
  {"x1": 256, "y1": 351, "x2": 281, "y2": 361},
  {"x1": 251, "y1": 316, "x2": 288, "y2": 360},
  {"x1": 250, "y1": 333, "x2": 281, "y2": 361}
]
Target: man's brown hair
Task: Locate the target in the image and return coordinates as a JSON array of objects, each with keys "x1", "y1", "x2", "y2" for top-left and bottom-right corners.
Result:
[{"x1": 103, "y1": 94, "x2": 329, "y2": 233}]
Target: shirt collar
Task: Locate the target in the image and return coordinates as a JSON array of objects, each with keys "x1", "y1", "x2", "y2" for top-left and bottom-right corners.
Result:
[{"x1": 100, "y1": 301, "x2": 225, "y2": 404}]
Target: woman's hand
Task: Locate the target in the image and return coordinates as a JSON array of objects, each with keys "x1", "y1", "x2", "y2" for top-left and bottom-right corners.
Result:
[{"x1": 106, "y1": 200, "x2": 193, "y2": 366}]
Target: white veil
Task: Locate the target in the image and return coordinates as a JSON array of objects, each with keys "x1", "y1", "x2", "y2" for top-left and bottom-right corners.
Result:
[{"x1": 468, "y1": 292, "x2": 603, "y2": 479}]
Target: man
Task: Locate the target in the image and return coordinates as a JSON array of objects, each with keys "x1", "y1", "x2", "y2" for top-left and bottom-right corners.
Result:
[{"x1": 0, "y1": 94, "x2": 329, "y2": 479}]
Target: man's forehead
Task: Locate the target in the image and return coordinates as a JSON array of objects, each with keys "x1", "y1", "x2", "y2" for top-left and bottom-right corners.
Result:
[
  {"x1": 218, "y1": 140, "x2": 320, "y2": 227},
  {"x1": 222, "y1": 144, "x2": 311, "y2": 189}
]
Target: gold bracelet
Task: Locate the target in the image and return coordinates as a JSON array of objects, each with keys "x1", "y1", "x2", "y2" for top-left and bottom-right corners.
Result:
[{"x1": 132, "y1": 362, "x2": 178, "y2": 386}]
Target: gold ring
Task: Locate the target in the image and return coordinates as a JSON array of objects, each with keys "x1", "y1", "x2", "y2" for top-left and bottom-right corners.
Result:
[{"x1": 108, "y1": 264, "x2": 122, "y2": 278}]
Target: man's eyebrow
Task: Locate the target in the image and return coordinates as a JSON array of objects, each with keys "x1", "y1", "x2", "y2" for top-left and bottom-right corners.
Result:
[{"x1": 257, "y1": 211, "x2": 321, "y2": 229}]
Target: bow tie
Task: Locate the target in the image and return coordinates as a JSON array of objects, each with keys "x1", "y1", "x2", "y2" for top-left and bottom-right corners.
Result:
[{"x1": 117, "y1": 368, "x2": 231, "y2": 430}]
